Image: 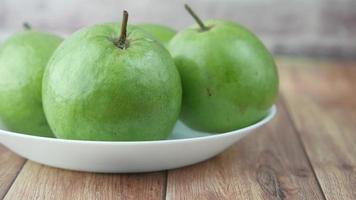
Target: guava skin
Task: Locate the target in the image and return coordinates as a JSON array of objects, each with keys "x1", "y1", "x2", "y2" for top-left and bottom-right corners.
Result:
[
  {"x1": 42, "y1": 23, "x2": 182, "y2": 141},
  {"x1": 0, "y1": 31, "x2": 62, "y2": 137},
  {"x1": 169, "y1": 20, "x2": 278, "y2": 133},
  {"x1": 136, "y1": 24, "x2": 176, "y2": 47}
]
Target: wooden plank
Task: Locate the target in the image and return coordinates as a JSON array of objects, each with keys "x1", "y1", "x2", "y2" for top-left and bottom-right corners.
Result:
[
  {"x1": 4, "y1": 161, "x2": 165, "y2": 200},
  {"x1": 280, "y1": 59, "x2": 356, "y2": 200},
  {"x1": 166, "y1": 99, "x2": 324, "y2": 199},
  {"x1": 0, "y1": 145, "x2": 26, "y2": 199}
]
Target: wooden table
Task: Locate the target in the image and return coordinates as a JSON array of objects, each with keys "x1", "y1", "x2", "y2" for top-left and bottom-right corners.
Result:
[{"x1": 0, "y1": 58, "x2": 355, "y2": 200}]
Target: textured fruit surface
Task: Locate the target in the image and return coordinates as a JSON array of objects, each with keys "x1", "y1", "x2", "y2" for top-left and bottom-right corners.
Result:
[
  {"x1": 169, "y1": 20, "x2": 278, "y2": 133},
  {"x1": 0, "y1": 31, "x2": 62, "y2": 137},
  {"x1": 43, "y1": 23, "x2": 182, "y2": 141},
  {"x1": 136, "y1": 24, "x2": 176, "y2": 47}
]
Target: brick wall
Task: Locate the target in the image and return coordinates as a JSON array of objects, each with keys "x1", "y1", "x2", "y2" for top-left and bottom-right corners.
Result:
[{"x1": 0, "y1": 0, "x2": 355, "y2": 58}]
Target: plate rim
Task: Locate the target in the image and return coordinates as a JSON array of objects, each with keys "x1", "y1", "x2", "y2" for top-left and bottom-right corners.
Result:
[{"x1": 0, "y1": 105, "x2": 276, "y2": 145}]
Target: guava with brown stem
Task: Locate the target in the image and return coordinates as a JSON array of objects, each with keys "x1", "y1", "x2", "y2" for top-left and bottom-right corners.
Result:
[
  {"x1": 169, "y1": 5, "x2": 278, "y2": 132},
  {"x1": 43, "y1": 11, "x2": 182, "y2": 141}
]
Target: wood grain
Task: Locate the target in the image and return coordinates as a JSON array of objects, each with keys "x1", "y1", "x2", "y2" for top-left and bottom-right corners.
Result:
[
  {"x1": 2, "y1": 59, "x2": 356, "y2": 199},
  {"x1": 280, "y1": 59, "x2": 356, "y2": 200},
  {"x1": 4, "y1": 161, "x2": 165, "y2": 200},
  {"x1": 0, "y1": 145, "x2": 26, "y2": 199},
  {"x1": 166, "y1": 99, "x2": 324, "y2": 200}
]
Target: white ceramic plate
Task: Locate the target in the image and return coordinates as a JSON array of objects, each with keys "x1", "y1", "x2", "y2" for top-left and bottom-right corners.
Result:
[{"x1": 0, "y1": 105, "x2": 276, "y2": 173}]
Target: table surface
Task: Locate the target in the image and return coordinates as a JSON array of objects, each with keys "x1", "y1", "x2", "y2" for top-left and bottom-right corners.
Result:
[{"x1": 0, "y1": 58, "x2": 355, "y2": 200}]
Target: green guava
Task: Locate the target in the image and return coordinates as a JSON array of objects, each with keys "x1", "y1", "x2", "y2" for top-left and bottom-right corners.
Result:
[
  {"x1": 0, "y1": 30, "x2": 62, "y2": 137},
  {"x1": 168, "y1": 6, "x2": 278, "y2": 133},
  {"x1": 42, "y1": 17, "x2": 182, "y2": 141},
  {"x1": 136, "y1": 24, "x2": 176, "y2": 47}
]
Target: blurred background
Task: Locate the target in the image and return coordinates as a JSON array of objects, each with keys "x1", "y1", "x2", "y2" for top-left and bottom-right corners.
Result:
[{"x1": 0, "y1": 0, "x2": 355, "y2": 59}]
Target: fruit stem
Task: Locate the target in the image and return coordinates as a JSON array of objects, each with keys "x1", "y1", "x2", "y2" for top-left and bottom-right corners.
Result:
[
  {"x1": 117, "y1": 10, "x2": 129, "y2": 49},
  {"x1": 23, "y1": 22, "x2": 32, "y2": 30},
  {"x1": 184, "y1": 4, "x2": 208, "y2": 31}
]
